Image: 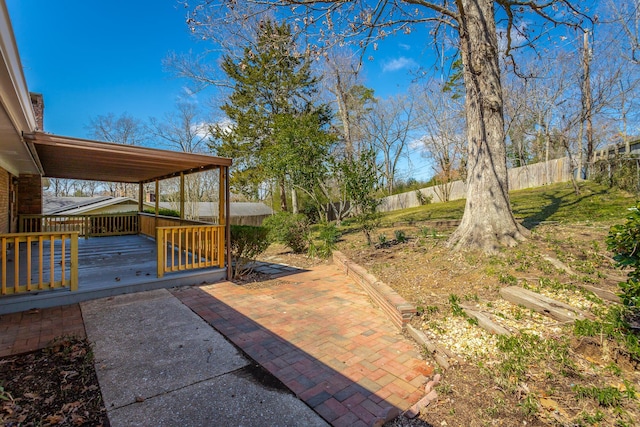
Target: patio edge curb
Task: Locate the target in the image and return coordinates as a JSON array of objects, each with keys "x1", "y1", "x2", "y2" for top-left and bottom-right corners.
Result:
[{"x1": 332, "y1": 251, "x2": 416, "y2": 330}]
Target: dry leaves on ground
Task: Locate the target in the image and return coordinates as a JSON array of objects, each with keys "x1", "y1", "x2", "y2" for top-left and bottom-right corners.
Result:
[{"x1": 0, "y1": 336, "x2": 108, "y2": 427}]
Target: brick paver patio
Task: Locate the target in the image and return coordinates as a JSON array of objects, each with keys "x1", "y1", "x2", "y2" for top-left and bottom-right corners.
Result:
[
  {"x1": 173, "y1": 263, "x2": 433, "y2": 427},
  {"x1": 0, "y1": 304, "x2": 85, "y2": 357}
]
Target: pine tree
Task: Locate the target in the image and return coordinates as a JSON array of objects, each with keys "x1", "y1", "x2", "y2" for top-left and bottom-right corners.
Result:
[{"x1": 213, "y1": 21, "x2": 333, "y2": 211}]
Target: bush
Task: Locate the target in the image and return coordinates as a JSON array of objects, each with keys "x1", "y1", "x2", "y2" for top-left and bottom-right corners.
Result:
[
  {"x1": 394, "y1": 229, "x2": 407, "y2": 243},
  {"x1": 263, "y1": 212, "x2": 310, "y2": 253},
  {"x1": 607, "y1": 203, "x2": 640, "y2": 309},
  {"x1": 592, "y1": 157, "x2": 640, "y2": 194},
  {"x1": 230, "y1": 225, "x2": 270, "y2": 278},
  {"x1": 416, "y1": 190, "x2": 433, "y2": 206},
  {"x1": 308, "y1": 223, "x2": 340, "y2": 259}
]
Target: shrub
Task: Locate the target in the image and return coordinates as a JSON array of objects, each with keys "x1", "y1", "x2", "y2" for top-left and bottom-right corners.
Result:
[
  {"x1": 394, "y1": 230, "x2": 407, "y2": 243},
  {"x1": 308, "y1": 223, "x2": 340, "y2": 259},
  {"x1": 230, "y1": 225, "x2": 270, "y2": 278},
  {"x1": 263, "y1": 212, "x2": 310, "y2": 253},
  {"x1": 592, "y1": 157, "x2": 640, "y2": 194},
  {"x1": 607, "y1": 203, "x2": 640, "y2": 309},
  {"x1": 416, "y1": 190, "x2": 433, "y2": 206}
]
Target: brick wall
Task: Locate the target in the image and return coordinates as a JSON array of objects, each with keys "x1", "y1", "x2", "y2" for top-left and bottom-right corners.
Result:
[
  {"x1": 30, "y1": 93, "x2": 44, "y2": 131},
  {"x1": 17, "y1": 174, "x2": 42, "y2": 217}
]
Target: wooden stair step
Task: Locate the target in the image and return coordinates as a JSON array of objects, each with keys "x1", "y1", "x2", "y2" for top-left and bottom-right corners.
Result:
[
  {"x1": 500, "y1": 286, "x2": 593, "y2": 323},
  {"x1": 461, "y1": 305, "x2": 511, "y2": 336}
]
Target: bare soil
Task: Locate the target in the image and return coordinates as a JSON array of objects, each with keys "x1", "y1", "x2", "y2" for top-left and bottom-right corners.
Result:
[{"x1": 260, "y1": 221, "x2": 640, "y2": 427}]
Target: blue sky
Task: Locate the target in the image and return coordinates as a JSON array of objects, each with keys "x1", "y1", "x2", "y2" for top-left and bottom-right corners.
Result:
[{"x1": 6, "y1": 0, "x2": 436, "y2": 180}]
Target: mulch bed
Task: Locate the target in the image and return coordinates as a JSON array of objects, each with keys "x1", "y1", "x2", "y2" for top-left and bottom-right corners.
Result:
[{"x1": 0, "y1": 336, "x2": 108, "y2": 426}]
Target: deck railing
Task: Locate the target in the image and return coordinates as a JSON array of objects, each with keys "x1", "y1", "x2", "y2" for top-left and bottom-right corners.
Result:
[
  {"x1": 156, "y1": 225, "x2": 225, "y2": 278},
  {"x1": 139, "y1": 213, "x2": 210, "y2": 238},
  {"x1": 0, "y1": 232, "x2": 79, "y2": 295},
  {"x1": 19, "y1": 213, "x2": 139, "y2": 237}
]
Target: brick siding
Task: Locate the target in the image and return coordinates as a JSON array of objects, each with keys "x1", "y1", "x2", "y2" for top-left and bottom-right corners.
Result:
[{"x1": 17, "y1": 174, "x2": 42, "y2": 217}]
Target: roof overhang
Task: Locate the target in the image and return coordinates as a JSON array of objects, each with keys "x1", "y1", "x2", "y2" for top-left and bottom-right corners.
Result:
[
  {"x1": 0, "y1": 1, "x2": 40, "y2": 176},
  {"x1": 23, "y1": 132, "x2": 232, "y2": 184}
]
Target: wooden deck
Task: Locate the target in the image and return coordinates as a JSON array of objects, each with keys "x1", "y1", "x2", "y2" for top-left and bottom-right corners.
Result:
[{"x1": 0, "y1": 235, "x2": 226, "y2": 315}]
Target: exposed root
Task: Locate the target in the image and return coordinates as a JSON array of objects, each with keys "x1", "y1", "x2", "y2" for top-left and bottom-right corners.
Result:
[{"x1": 447, "y1": 222, "x2": 528, "y2": 254}]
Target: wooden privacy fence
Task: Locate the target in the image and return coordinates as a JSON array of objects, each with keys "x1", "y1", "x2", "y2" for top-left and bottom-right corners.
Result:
[
  {"x1": 0, "y1": 232, "x2": 79, "y2": 295},
  {"x1": 19, "y1": 213, "x2": 139, "y2": 237},
  {"x1": 379, "y1": 157, "x2": 572, "y2": 213},
  {"x1": 156, "y1": 225, "x2": 225, "y2": 278}
]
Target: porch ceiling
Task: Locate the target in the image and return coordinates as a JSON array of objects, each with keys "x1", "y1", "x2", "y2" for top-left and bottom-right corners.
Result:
[{"x1": 23, "y1": 132, "x2": 231, "y2": 184}]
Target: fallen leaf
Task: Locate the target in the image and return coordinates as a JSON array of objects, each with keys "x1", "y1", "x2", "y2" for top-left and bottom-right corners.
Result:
[
  {"x1": 46, "y1": 414, "x2": 65, "y2": 424},
  {"x1": 61, "y1": 370, "x2": 79, "y2": 380},
  {"x1": 61, "y1": 400, "x2": 82, "y2": 412},
  {"x1": 71, "y1": 413, "x2": 86, "y2": 425},
  {"x1": 539, "y1": 397, "x2": 560, "y2": 411},
  {"x1": 539, "y1": 397, "x2": 569, "y2": 418}
]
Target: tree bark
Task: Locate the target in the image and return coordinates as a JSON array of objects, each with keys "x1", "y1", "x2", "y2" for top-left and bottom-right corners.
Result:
[
  {"x1": 447, "y1": 0, "x2": 528, "y2": 253},
  {"x1": 291, "y1": 187, "x2": 298, "y2": 214},
  {"x1": 279, "y1": 178, "x2": 288, "y2": 212}
]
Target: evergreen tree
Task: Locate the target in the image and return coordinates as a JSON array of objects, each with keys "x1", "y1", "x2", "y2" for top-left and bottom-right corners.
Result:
[{"x1": 212, "y1": 20, "x2": 333, "y2": 211}]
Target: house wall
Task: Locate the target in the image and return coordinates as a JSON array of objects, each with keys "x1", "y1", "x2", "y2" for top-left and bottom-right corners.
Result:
[
  {"x1": 81, "y1": 203, "x2": 140, "y2": 215},
  {"x1": 0, "y1": 167, "x2": 9, "y2": 233},
  {"x1": 17, "y1": 174, "x2": 42, "y2": 217}
]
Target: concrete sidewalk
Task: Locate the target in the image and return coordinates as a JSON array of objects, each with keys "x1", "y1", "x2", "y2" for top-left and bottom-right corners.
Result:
[{"x1": 81, "y1": 289, "x2": 328, "y2": 427}]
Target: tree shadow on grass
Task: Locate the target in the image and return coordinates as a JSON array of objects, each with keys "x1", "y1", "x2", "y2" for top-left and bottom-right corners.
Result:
[{"x1": 519, "y1": 186, "x2": 609, "y2": 230}]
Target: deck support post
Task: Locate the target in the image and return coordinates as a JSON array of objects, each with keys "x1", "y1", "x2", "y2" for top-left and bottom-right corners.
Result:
[
  {"x1": 138, "y1": 183, "x2": 143, "y2": 212},
  {"x1": 179, "y1": 172, "x2": 185, "y2": 220},
  {"x1": 225, "y1": 166, "x2": 231, "y2": 280},
  {"x1": 154, "y1": 179, "x2": 159, "y2": 231}
]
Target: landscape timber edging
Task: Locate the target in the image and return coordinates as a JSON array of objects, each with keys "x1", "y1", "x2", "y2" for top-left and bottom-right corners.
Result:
[{"x1": 333, "y1": 251, "x2": 416, "y2": 330}]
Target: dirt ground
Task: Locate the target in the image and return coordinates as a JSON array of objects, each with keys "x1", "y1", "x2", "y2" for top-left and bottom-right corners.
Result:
[
  {"x1": 1, "y1": 220, "x2": 637, "y2": 426},
  {"x1": 260, "y1": 220, "x2": 640, "y2": 427}
]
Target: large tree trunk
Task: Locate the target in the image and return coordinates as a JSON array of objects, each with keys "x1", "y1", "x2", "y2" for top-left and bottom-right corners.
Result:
[{"x1": 447, "y1": 0, "x2": 528, "y2": 253}]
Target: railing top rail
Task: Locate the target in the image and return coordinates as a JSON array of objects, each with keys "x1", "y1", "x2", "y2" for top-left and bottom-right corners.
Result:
[
  {"x1": 156, "y1": 224, "x2": 224, "y2": 231},
  {"x1": 0, "y1": 231, "x2": 81, "y2": 238},
  {"x1": 138, "y1": 212, "x2": 210, "y2": 222},
  {"x1": 20, "y1": 212, "x2": 139, "y2": 218}
]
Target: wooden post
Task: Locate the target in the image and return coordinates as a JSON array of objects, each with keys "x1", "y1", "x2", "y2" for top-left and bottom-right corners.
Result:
[
  {"x1": 84, "y1": 216, "x2": 90, "y2": 239},
  {"x1": 138, "y1": 183, "x2": 143, "y2": 213},
  {"x1": 219, "y1": 167, "x2": 225, "y2": 226},
  {"x1": 156, "y1": 228, "x2": 164, "y2": 278},
  {"x1": 179, "y1": 172, "x2": 185, "y2": 220},
  {"x1": 70, "y1": 232, "x2": 79, "y2": 291},
  {"x1": 225, "y1": 166, "x2": 232, "y2": 280},
  {"x1": 154, "y1": 179, "x2": 159, "y2": 231}
]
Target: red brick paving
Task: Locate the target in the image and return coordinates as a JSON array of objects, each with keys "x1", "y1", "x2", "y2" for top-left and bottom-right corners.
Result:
[
  {"x1": 172, "y1": 264, "x2": 433, "y2": 426},
  {"x1": 0, "y1": 304, "x2": 86, "y2": 357}
]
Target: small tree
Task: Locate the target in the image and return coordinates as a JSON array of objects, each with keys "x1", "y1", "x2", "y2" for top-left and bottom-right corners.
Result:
[{"x1": 340, "y1": 149, "x2": 380, "y2": 246}]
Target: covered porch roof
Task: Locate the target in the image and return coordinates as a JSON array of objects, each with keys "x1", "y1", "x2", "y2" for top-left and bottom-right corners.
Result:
[{"x1": 23, "y1": 131, "x2": 231, "y2": 184}]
